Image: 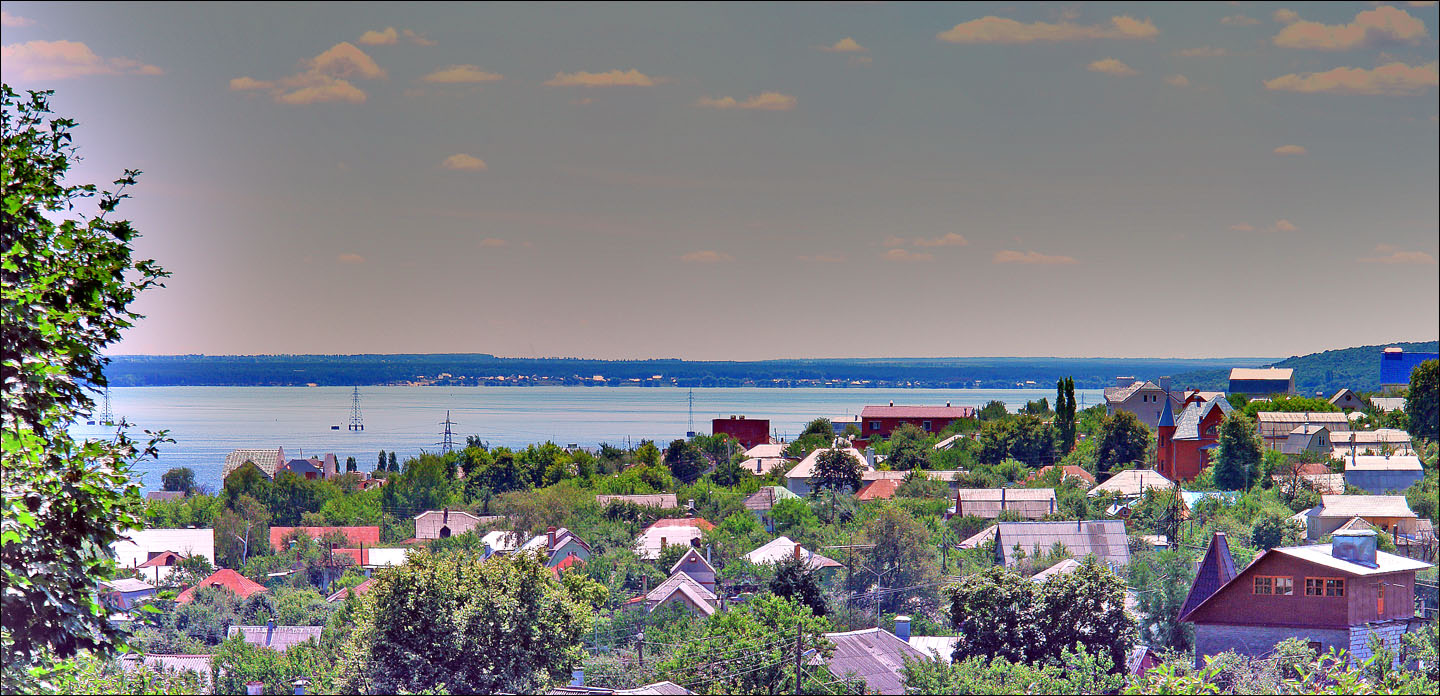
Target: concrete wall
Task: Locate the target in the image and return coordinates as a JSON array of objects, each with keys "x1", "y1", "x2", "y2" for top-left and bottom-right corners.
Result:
[
  {"x1": 1194, "y1": 623, "x2": 1348, "y2": 668},
  {"x1": 1348, "y1": 620, "x2": 1416, "y2": 665}
]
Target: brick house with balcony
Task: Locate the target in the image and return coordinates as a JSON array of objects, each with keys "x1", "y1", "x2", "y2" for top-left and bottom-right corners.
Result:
[{"x1": 1181, "y1": 530, "x2": 1430, "y2": 668}]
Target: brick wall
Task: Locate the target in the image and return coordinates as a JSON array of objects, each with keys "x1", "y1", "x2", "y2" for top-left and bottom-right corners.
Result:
[
  {"x1": 1348, "y1": 620, "x2": 1415, "y2": 665},
  {"x1": 1194, "y1": 624, "x2": 1348, "y2": 669}
]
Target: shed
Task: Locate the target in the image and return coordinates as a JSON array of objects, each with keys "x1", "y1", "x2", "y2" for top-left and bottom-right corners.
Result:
[{"x1": 991, "y1": 520, "x2": 1130, "y2": 568}]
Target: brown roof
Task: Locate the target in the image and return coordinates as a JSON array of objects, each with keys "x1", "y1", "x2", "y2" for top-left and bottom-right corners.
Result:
[
  {"x1": 1315, "y1": 495, "x2": 1415, "y2": 519},
  {"x1": 325, "y1": 578, "x2": 374, "y2": 603},
  {"x1": 175, "y1": 569, "x2": 265, "y2": 604},
  {"x1": 859, "y1": 405, "x2": 976, "y2": 420},
  {"x1": 855, "y1": 479, "x2": 901, "y2": 501},
  {"x1": 1179, "y1": 532, "x2": 1237, "y2": 621}
]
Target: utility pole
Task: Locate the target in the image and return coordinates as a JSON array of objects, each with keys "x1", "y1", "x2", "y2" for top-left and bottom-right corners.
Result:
[{"x1": 793, "y1": 621, "x2": 803, "y2": 695}]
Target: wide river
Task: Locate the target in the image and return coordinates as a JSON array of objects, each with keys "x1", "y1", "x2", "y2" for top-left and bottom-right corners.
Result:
[{"x1": 68, "y1": 386, "x2": 1104, "y2": 493}]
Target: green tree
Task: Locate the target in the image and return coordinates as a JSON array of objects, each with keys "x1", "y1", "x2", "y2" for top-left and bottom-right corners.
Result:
[
  {"x1": 801, "y1": 418, "x2": 834, "y2": 439},
  {"x1": 2, "y1": 86, "x2": 170, "y2": 694},
  {"x1": 1250, "y1": 512, "x2": 1304, "y2": 550},
  {"x1": 387, "y1": 451, "x2": 398, "y2": 472},
  {"x1": 948, "y1": 566, "x2": 1041, "y2": 663},
  {"x1": 376, "y1": 450, "x2": 386, "y2": 472},
  {"x1": 633, "y1": 440, "x2": 661, "y2": 467},
  {"x1": 978, "y1": 415, "x2": 1056, "y2": 467},
  {"x1": 1127, "y1": 549, "x2": 1195, "y2": 652},
  {"x1": 338, "y1": 549, "x2": 599, "y2": 694},
  {"x1": 812, "y1": 447, "x2": 862, "y2": 523},
  {"x1": 223, "y1": 461, "x2": 273, "y2": 508},
  {"x1": 1056, "y1": 377, "x2": 1078, "y2": 454},
  {"x1": 653, "y1": 593, "x2": 833, "y2": 694},
  {"x1": 51, "y1": 650, "x2": 204, "y2": 695},
  {"x1": 215, "y1": 495, "x2": 271, "y2": 569},
  {"x1": 902, "y1": 645, "x2": 1121, "y2": 695},
  {"x1": 345, "y1": 456, "x2": 357, "y2": 473},
  {"x1": 1033, "y1": 555, "x2": 1136, "y2": 670},
  {"x1": 886, "y1": 423, "x2": 932, "y2": 471},
  {"x1": 1094, "y1": 411, "x2": 1151, "y2": 474},
  {"x1": 864, "y1": 503, "x2": 941, "y2": 613},
  {"x1": 1213, "y1": 412, "x2": 1263, "y2": 490},
  {"x1": 977, "y1": 400, "x2": 1010, "y2": 421},
  {"x1": 213, "y1": 632, "x2": 336, "y2": 695},
  {"x1": 160, "y1": 467, "x2": 195, "y2": 494},
  {"x1": 768, "y1": 553, "x2": 827, "y2": 617},
  {"x1": 1408, "y1": 359, "x2": 1439, "y2": 442},
  {"x1": 664, "y1": 438, "x2": 708, "y2": 483}
]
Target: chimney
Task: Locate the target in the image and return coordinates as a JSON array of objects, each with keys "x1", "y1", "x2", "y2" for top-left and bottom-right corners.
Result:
[
  {"x1": 1332, "y1": 530, "x2": 1378, "y2": 568},
  {"x1": 794, "y1": 543, "x2": 801, "y2": 560},
  {"x1": 547, "y1": 526, "x2": 557, "y2": 551},
  {"x1": 946, "y1": 401, "x2": 950, "y2": 408},
  {"x1": 443, "y1": 507, "x2": 449, "y2": 524},
  {"x1": 660, "y1": 537, "x2": 667, "y2": 551},
  {"x1": 1049, "y1": 496, "x2": 1055, "y2": 515},
  {"x1": 1159, "y1": 376, "x2": 1172, "y2": 397},
  {"x1": 889, "y1": 400, "x2": 894, "y2": 407},
  {"x1": 1000, "y1": 487, "x2": 1007, "y2": 512},
  {"x1": 894, "y1": 615, "x2": 911, "y2": 642},
  {"x1": 570, "y1": 670, "x2": 585, "y2": 687},
  {"x1": 686, "y1": 499, "x2": 696, "y2": 517},
  {"x1": 246, "y1": 682, "x2": 264, "y2": 696}
]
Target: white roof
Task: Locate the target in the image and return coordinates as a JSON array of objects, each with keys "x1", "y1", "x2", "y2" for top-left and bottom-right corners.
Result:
[
  {"x1": 744, "y1": 536, "x2": 842, "y2": 569},
  {"x1": 744, "y1": 443, "x2": 788, "y2": 459},
  {"x1": 101, "y1": 578, "x2": 156, "y2": 593},
  {"x1": 1088, "y1": 469, "x2": 1173, "y2": 498},
  {"x1": 1316, "y1": 495, "x2": 1416, "y2": 519},
  {"x1": 1330, "y1": 429, "x2": 1411, "y2": 445},
  {"x1": 907, "y1": 636, "x2": 958, "y2": 663},
  {"x1": 1230, "y1": 368, "x2": 1293, "y2": 380},
  {"x1": 785, "y1": 447, "x2": 869, "y2": 481},
  {"x1": 481, "y1": 530, "x2": 520, "y2": 552},
  {"x1": 1030, "y1": 558, "x2": 1082, "y2": 583},
  {"x1": 365, "y1": 548, "x2": 408, "y2": 567},
  {"x1": 1271, "y1": 545, "x2": 1432, "y2": 576},
  {"x1": 1343, "y1": 455, "x2": 1423, "y2": 472}
]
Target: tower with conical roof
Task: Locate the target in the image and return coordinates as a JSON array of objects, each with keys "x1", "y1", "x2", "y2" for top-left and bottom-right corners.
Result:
[{"x1": 1156, "y1": 381, "x2": 1176, "y2": 479}]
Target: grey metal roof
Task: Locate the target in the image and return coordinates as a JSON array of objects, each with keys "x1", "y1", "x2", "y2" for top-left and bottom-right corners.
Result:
[
  {"x1": 1316, "y1": 495, "x2": 1416, "y2": 519},
  {"x1": 820, "y1": 628, "x2": 925, "y2": 696},
  {"x1": 1089, "y1": 469, "x2": 1174, "y2": 498},
  {"x1": 743, "y1": 486, "x2": 797, "y2": 512},
  {"x1": 992, "y1": 520, "x2": 1130, "y2": 568},
  {"x1": 227, "y1": 625, "x2": 323, "y2": 652},
  {"x1": 1271, "y1": 545, "x2": 1432, "y2": 576},
  {"x1": 1173, "y1": 398, "x2": 1232, "y2": 440},
  {"x1": 950, "y1": 488, "x2": 1057, "y2": 519}
]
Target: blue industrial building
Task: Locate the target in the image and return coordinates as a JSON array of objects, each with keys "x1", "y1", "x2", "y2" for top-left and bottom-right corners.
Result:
[{"x1": 1380, "y1": 347, "x2": 1438, "y2": 388}]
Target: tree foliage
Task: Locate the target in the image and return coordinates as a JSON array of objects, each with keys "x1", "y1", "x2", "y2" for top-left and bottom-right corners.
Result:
[
  {"x1": 1408, "y1": 359, "x2": 1439, "y2": 442},
  {"x1": 160, "y1": 467, "x2": 195, "y2": 494},
  {"x1": 2, "y1": 86, "x2": 169, "y2": 694},
  {"x1": 1213, "y1": 413, "x2": 1263, "y2": 491},
  {"x1": 1094, "y1": 411, "x2": 1151, "y2": 474}
]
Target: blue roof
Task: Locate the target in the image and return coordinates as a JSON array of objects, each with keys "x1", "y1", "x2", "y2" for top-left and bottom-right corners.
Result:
[
  {"x1": 1157, "y1": 396, "x2": 1175, "y2": 428},
  {"x1": 1381, "y1": 349, "x2": 1438, "y2": 386}
]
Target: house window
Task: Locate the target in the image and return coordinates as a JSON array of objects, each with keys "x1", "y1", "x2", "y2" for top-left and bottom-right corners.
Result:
[
  {"x1": 1306, "y1": 577, "x2": 1345, "y2": 597},
  {"x1": 870, "y1": 421, "x2": 880, "y2": 432},
  {"x1": 923, "y1": 420, "x2": 933, "y2": 431},
  {"x1": 1253, "y1": 576, "x2": 1294, "y2": 595}
]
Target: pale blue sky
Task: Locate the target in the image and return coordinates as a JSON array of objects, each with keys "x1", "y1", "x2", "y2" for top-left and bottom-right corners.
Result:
[{"x1": 3, "y1": 2, "x2": 1437, "y2": 359}]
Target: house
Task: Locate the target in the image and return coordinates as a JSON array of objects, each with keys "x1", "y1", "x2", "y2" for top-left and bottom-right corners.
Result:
[
  {"x1": 744, "y1": 536, "x2": 843, "y2": 575},
  {"x1": 327, "y1": 547, "x2": 407, "y2": 571},
  {"x1": 112, "y1": 528, "x2": 216, "y2": 580},
  {"x1": 711, "y1": 415, "x2": 771, "y2": 450},
  {"x1": 1255, "y1": 412, "x2": 1351, "y2": 450},
  {"x1": 414, "y1": 509, "x2": 501, "y2": 539},
  {"x1": 739, "y1": 443, "x2": 793, "y2": 476},
  {"x1": 1380, "y1": 346, "x2": 1438, "y2": 390},
  {"x1": 667, "y1": 547, "x2": 718, "y2": 595},
  {"x1": 146, "y1": 491, "x2": 184, "y2": 502},
  {"x1": 100, "y1": 578, "x2": 156, "y2": 610},
  {"x1": 1342, "y1": 455, "x2": 1425, "y2": 494},
  {"x1": 1157, "y1": 396, "x2": 1234, "y2": 482},
  {"x1": 744, "y1": 486, "x2": 798, "y2": 532},
  {"x1": 1302, "y1": 495, "x2": 1418, "y2": 541},
  {"x1": 893, "y1": 615, "x2": 958, "y2": 663},
  {"x1": 221, "y1": 447, "x2": 286, "y2": 480},
  {"x1": 1088, "y1": 469, "x2": 1174, "y2": 499},
  {"x1": 857, "y1": 403, "x2": 976, "y2": 439},
  {"x1": 269, "y1": 526, "x2": 380, "y2": 552},
  {"x1": 1022, "y1": 465, "x2": 1096, "y2": 487},
  {"x1": 1181, "y1": 530, "x2": 1431, "y2": 668},
  {"x1": 1272, "y1": 462, "x2": 1345, "y2": 495},
  {"x1": 830, "y1": 415, "x2": 863, "y2": 436},
  {"x1": 854, "y1": 478, "x2": 902, "y2": 501},
  {"x1": 1104, "y1": 377, "x2": 1188, "y2": 429},
  {"x1": 783, "y1": 446, "x2": 870, "y2": 497},
  {"x1": 1328, "y1": 389, "x2": 1367, "y2": 411},
  {"x1": 550, "y1": 680, "x2": 693, "y2": 695},
  {"x1": 278, "y1": 454, "x2": 339, "y2": 480},
  {"x1": 990, "y1": 520, "x2": 1130, "y2": 568},
  {"x1": 1329, "y1": 429, "x2": 1412, "y2": 457},
  {"x1": 1229, "y1": 368, "x2": 1295, "y2": 396},
  {"x1": 1281, "y1": 425, "x2": 1333, "y2": 457},
  {"x1": 1369, "y1": 397, "x2": 1406, "y2": 413},
  {"x1": 946, "y1": 488, "x2": 1058, "y2": 520},
  {"x1": 626, "y1": 549, "x2": 720, "y2": 617},
  {"x1": 519, "y1": 527, "x2": 593, "y2": 568},
  {"x1": 227, "y1": 623, "x2": 325, "y2": 652},
  {"x1": 596, "y1": 493, "x2": 680, "y2": 509},
  {"x1": 814, "y1": 627, "x2": 925, "y2": 696},
  {"x1": 135, "y1": 551, "x2": 188, "y2": 585},
  {"x1": 325, "y1": 578, "x2": 374, "y2": 603},
  {"x1": 634, "y1": 518, "x2": 715, "y2": 560},
  {"x1": 1127, "y1": 646, "x2": 1162, "y2": 678},
  {"x1": 175, "y1": 569, "x2": 266, "y2": 604}
]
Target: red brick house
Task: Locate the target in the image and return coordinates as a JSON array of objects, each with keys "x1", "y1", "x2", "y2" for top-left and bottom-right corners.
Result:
[
  {"x1": 711, "y1": 416, "x2": 771, "y2": 450},
  {"x1": 1157, "y1": 396, "x2": 1233, "y2": 482},
  {"x1": 858, "y1": 403, "x2": 975, "y2": 440},
  {"x1": 1181, "y1": 530, "x2": 1430, "y2": 667}
]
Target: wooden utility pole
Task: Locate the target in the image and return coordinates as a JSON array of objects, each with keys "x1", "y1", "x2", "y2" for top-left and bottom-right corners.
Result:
[{"x1": 793, "y1": 622, "x2": 803, "y2": 695}]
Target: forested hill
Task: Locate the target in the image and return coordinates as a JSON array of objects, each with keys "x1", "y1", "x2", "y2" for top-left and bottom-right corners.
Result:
[
  {"x1": 103, "y1": 354, "x2": 1266, "y2": 390},
  {"x1": 1171, "y1": 341, "x2": 1438, "y2": 395}
]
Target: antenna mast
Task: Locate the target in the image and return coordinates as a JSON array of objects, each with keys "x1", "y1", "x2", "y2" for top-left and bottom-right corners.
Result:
[
  {"x1": 438, "y1": 410, "x2": 457, "y2": 453},
  {"x1": 348, "y1": 387, "x2": 365, "y2": 431}
]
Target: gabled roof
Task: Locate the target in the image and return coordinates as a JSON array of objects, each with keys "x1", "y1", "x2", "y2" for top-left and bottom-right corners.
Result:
[
  {"x1": 1088, "y1": 469, "x2": 1173, "y2": 498},
  {"x1": 819, "y1": 628, "x2": 925, "y2": 696},
  {"x1": 647, "y1": 571, "x2": 717, "y2": 603},
  {"x1": 222, "y1": 448, "x2": 283, "y2": 480},
  {"x1": 993, "y1": 520, "x2": 1130, "y2": 568},
  {"x1": 744, "y1": 536, "x2": 842, "y2": 570},
  {"x1": 634, "y1": 518, "x2": 715, "y2": 560},
  {"x1": 101, "y1": 578, "x2": 156, "y2": 593},
  {"x1": 669, "y1": 547, "x2": 716, "y2": 577},
  {"x1": 137, "y1": 550, "x2": 186, "y2": 568},
  {"x1": 1179, "y1": 532, "x2": 1236, "y2": 621},
  {"x1": 1229, "y1": 368, "x2": 1293, "y2": 381},
  {"x1": 1315, "y1": 495, "x2": 1415, "y2": 519},
  {"x1": 744, "y1": 443, "x2": 789, "y2": 459},
  {"x1": 859, "y1": 405, "x2": 976, "y2": 420},
  {"x1": 1329, "y1": 389, "x2": 1360, "y2": 405},
  {"x1": 1343, "y1": 455, "x2": 1423, "y2": 472},
  {"x1": 325, "y1": 578, "x2": 374, "y2": 603},
  {"x1": 175, "y1": 569, "x2": 265, "y2": 604},
  {"x1": 652, "y1": 580, "x2": 716, "y2": 617},
  {"x1": 854, "y1": 478, "x2": 901, "y2": 501},
  {"x1": 785, "y1": 447, "x2": 868, "y2": 481},
  {"x1": 744, "y1": 486, "x2": 798, "y2": 512},
  {"x1": 950, "y1": 488, "x2": 1057, "y2": 519},
  {"x1": 1173, "y1": 398, "x2": 1233, "y2": 440},
  {"x1": 226, "y1": 625, "x2": 324, "y2": 652}
]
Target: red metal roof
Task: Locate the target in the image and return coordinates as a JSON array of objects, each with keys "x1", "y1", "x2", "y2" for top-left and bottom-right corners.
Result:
[
  {"x1": 554, "y1": 553, "x2": 586, "y2": 573},
  {"x1": 854, "y1": 478, "x2": 901, "y2": 501},
  {"x1": 269, "y1": 526, "x2": 381, "y2": 552},
  {"x1": 860, "y1": 405, "x2": 976, "y2": 419},
  {"x1": 137, "y1": 550, "x2": 185, "y2": 568},
  {"x1": 325, "y1": 578, "x2": 374, "y2": 603},
  {"x1": 175, "y1": 569, "x2": 265, "y2": 604}
]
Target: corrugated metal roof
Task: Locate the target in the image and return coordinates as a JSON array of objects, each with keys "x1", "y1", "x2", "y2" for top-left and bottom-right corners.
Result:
[
  {"x1": 907, "y1": 636, "x2": 958, "y2": 663},
  {"x1": 785, "y1": 447, "x2": 868, "y2": 481},
  {"x1": 101, "y1": 578, "x2": 155, "y2": 593},
  {"x1": 950, "y1": 488, "x2": 1057, "y2": 519},
  {"x1": 1343, "y1": 455, "x2": 1423, "y2": 472},
  {"x1": 992, "y1": 520, "x2": 1130, "y2": 568},
  {"x1": 1272, "y1": 545, "x2": 1432, "y2": 576},
  {"x1": 744, "y1": 443, "x2": 788, "y2": 459},
  {"x1": 1370, "y1": 397, "x2": 1406, "y2": 413},
  {"x1": 745, "y1": 536, "x2": 841, "y2": 569},
  {"x1": 227, "y1": 625, "x2": 324, "y2": 652},
  {"x1": 1088, "y1": 469, "x2": 1173, "y2": 498},
  {"x1": 821, "y1": 628, "x2": 925, "y2": 696},
  {"x1": 1316, "y1": 495, "x2": 1415, "y2": 519},
  {"x1": 744, "y1": 486, "x2": 798, "y2": 511}
]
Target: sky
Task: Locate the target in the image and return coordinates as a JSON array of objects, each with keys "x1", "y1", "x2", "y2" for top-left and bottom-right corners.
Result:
[{"x1": 3, "y1": 2, "x2": 1438, "y2": 361}]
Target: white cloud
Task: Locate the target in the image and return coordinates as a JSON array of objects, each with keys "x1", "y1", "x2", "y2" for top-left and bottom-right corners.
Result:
[
  {"x1": 2, "y1": 10, "x2": 35, "y2": 27},
  {"x1": 1273, "y1": 6, "x2": 1429, "y2": 51},
  {"x1": 421, "y1": 65, "x2": 503, "y2": 83},
  {"x1": 229, "y1": 42, "x2": 386, "y2": 105},
  {"x1": 1273, "y1": 9, "x2": 1300, "y2": 25},
  {"x1": 883, "y1": 248, "x2": 934, "y2": 262},
  {"x1": 1272, "y1": 219, "x2": 1298, "y2": 232},
  {"x1": 992, "y1": 250, "x2": 1078, "y2": 265},
  {"x1": 696, "y1": 92, "x2": 797, "y2": 111},
  {"x1": 681, "y1": 250, "x2": 734, "y2": 263},
  {"x1": 1165, "y1": 74, "x2": 1191, "y2": 87},
  {"x1": 442, "y1": 153, "x2": 487, "y2": 171},
  {"x1": 1087, "y1": 58, "x2": 1138, "y2": 76},
  {"x1": 544, "y1": 69, "x2": 655, "y2": 87},
  {"x1": 358, "y1": 27, "x2": 435, "y2": 46},
  {"x1": 1273, "y1": 144, "x2": 1307, "y2": 155},
  {"x1": 820, "y1": 37, "x2": 867, "y2": 52},
  {"x1": 938, "y1": 15, "x2": 1158, "y2": 43},
  {"x1": 0, "y1": 40, "x2": 162, "y2": 81},
  {"x1": 1358, "y1": 244, "x2": 1436, "y2": 264},
  {"x1": 1264, "y1": 61, "x2": 1438, "y2": 96},
  {"x1": 337, "y1": 253, "x2": 366, "y2": 264}
]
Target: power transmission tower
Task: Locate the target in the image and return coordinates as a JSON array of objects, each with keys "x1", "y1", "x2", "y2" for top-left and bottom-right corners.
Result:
[
  {"x1": 687, "y1": 388, "x2": 696, "y2": 437},
  {"x1": 348, "y1": 387, "x2": 365, "y2": 431},
  {"x1": 438, "y1": 410, "x2": 457, "y2": 453},
  {"x1": 99, "y1": 386, "x2": 115, "y2": 426}
]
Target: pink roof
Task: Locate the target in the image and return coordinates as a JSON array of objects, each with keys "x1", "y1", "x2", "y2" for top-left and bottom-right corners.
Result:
[
  {"x1": 175, "y1": 569, "x2": 265, "y2": 604},
  {"x1": 855, "y1": 479, "x2": 901, "y2": 501},
  {"x1": 137, "y1": 550, "x2": 185, "y2": 568},
  {"x1": 269, "y1": 526, "x2": 381, "y2": 552},
  {"x1": 860, "y1": 405, "x2": 976, "y2": 419},
  {"x1": 646, "y1": 518, "x2": 716, "y2": 532}
]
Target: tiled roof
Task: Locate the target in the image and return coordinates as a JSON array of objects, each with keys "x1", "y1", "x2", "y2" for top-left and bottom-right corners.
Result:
[
  {"x1": 859, "y1": 405, "x2": 976, "y2": 420},
  {"x1": 1088, "y1": 469, "x2": 1173, "y2": 498},
  {"x1": 1179, "y1": 532, "x2": 1236, "y2": 621},
  {"x1": 222, "y1": 448, "x2": 283, "y2": 479},
  {"x1": 227, "y1": 625, "x2": 325, "y2": 652},
  {"x1": 993, "y1": 520, "x2": 1130, "y2": 568},
  {"x1": 820, "y1": 628, "x2": 925, "y2": 695},
  {"x1": 176, "y1": 569, "x2": 265, "y2": 604},
  {"x1": 1173, "y1": 398, "x2": 1232, "y2": 440},
  {"x1": 137, "y1": 550, "x2": 185, "y2": 568},
  {"x1": 854, "y1": 478, "x2": 901, "y2": 501},
  {"x1": 1315, "y1": 495, "x2": 1415, "y2": 519},
  {"x1": 325, "y1": 578, "x2": 374, "y2": 603},
  {"x1": 745, "y1": 536, "x2": 842, "y2": 569},
  {"x1": 596, "y1": 494, "x2": 679, "y2": 509},
  {"x1": 269, "y1": 526, "x2": 380, "y2": 552}
]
